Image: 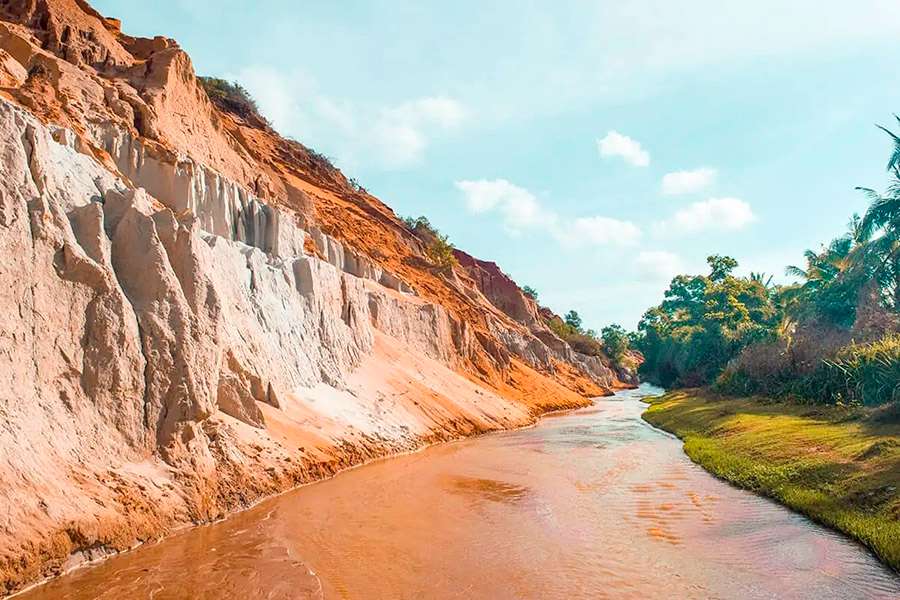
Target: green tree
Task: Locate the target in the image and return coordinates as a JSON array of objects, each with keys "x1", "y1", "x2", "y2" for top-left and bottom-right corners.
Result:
[
  {"x1": 782, "y1": 221, "x2": 870, "y2": 327},
  {"x1": 522, "y1": 286, "x2": 538, "y2": 300},
  {"x1": 857, "y1": 121, "x2": 900, "y2": 310},
  {"x1": 601, "y1": 324, "x2": 629, "y2": 360},
  {"x1": 564, "y1": 310, "x2": 583, "y2": 331},
  {"x1": 635, "y1": 256, "x2": 780, "y2": 387},
  {"x1": 708, "y1": 255, "x2": 738, "y2": 282}
]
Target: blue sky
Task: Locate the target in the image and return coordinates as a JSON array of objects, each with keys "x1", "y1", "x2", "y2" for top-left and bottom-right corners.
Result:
[{"x1": 94, "y1": 0, "x2": 900, "y2": 329}]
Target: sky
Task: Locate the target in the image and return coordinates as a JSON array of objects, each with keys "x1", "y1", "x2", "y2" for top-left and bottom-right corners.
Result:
[{"x1": 94, "y1": 0, "x2": 900, "y2": 330}]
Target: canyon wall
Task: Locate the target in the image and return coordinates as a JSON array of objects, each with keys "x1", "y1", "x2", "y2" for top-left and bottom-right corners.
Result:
[{"x1": 0, "y1": 1, "x2": 634, "y2": 593}]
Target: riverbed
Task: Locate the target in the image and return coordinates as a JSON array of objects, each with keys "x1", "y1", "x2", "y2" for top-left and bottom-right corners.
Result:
[{"x1": 19, "y1": 386, "x2": 900, "y2": 599}]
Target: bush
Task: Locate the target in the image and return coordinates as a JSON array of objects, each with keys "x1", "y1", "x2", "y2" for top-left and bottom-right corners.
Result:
[
  {"x1": 717, "y1": 334, "x2": 900, "y2": 407},
  {"x1": 348, "y1": 177, "x2": 367, "y2": 194},
  {"x1": 425, "y1": 233, "x2": 457, "y2": 271},
  {"x1": 567, "y1": 332, "x2": 604, "y2": 356},
  {"x1": 522, "y1": 286, "x2": 538, "y2": 301},
  {"x1": 601, "y1": 324, "x2": 629, "y2": 360},
  {"x1": 546, "y1": 317, "x2": 603, "y2": 356},
  {"x1": 564, "y1": 310, "x2": 582, "y2": 330},
  {"x1": 402, "y1": 215, "x2": 436, "y2": 237},
  {"x1": 198, "y1": 77, "x2": 265, "y2": 122},
  {"x1": 820, "y1": 335, "x2": 900, "y2": 406}
]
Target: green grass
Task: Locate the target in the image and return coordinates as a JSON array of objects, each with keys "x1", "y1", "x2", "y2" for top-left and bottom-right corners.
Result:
[{"x1": 642, "y1": 389, "x2": 900, "y2": 571}]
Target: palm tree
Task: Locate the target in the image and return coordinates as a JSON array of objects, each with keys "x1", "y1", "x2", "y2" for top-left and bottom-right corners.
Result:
[
  {"x1": 856, "y1": 119, "x2": 900, "y2": 310},
  {"x1": 782, "y1": 230, "x2": 862, "y2": 325},
  {"x1": 749, "y1": 272, "x2": 774, "y2": 288}
]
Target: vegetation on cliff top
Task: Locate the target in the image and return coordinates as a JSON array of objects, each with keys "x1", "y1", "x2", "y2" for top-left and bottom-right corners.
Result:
[
  {"x1": 198, "y1": 77, "x2": 265, "y2": 122},
  {"x1": 402, "y1": 215, "x2": 458, "y2": 271},
  {"x1": 643, "y1": 390, "x2": 900, "y2": 571}
]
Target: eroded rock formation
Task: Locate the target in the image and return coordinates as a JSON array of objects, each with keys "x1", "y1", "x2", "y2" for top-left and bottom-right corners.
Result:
[{"x1": 0, "y1": 1, "x2": 635, "y2": 593}]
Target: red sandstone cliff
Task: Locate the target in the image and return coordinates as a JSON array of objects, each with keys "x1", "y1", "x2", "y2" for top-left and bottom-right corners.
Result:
[{"x1": 0, "y1": 1, "x2": 632, "y2": 593}]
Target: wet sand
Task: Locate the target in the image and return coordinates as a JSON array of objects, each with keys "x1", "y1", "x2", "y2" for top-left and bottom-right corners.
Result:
[{"x1": 19, "y1": 386, "x2": 900, "y2": 599}]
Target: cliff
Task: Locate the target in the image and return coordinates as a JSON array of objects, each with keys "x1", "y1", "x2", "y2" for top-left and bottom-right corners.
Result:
[{"x1": 0, "y1": 1, "x2": 632, "y2": 594}]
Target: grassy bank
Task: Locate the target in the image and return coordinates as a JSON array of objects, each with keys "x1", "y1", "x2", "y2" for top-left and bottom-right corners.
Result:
[{"x1": 642, "y1": 390, "x2": 900, "y2": 571}]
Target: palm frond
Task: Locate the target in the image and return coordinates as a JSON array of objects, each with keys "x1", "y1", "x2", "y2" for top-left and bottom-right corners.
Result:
[{"x1": 876, "y1": 124, "x2": 900, "y2": 171}]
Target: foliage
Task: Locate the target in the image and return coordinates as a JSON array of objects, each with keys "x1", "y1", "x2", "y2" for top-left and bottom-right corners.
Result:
[
  {"x1": 546, "y1": 313, "x2": 634, "y2": 363},
  {"x1": 348, "y1": 177, "x2": 367, "y2": 194},
  {"x1": 198, "y1": 77, "x2": 265, "y2": 122},
  {"x1": 634, "y1": 255, "x2": 779, "y2": 388},
  {"x1": 564, "y1": 310, "x2": 582, "y2": 331},
  {"x1": 600, "y1": 324, "x2": 629, "y2": 360},
  {"x1": 847, "y1": 119, "x2": 900, "y2": 312},
  {"x1": 401, "y1": 215, "x2": 457, "y2": 270},
  {"x1": 548, "y1": 317, "x2": 578, "y2": 340},
  {"x1": 304, "y1": 146, "x2": 337, "y2": 171},
  {"x1": 817, "y1": 335, "x2": 900, "y2": 406},
  {"x1": 402, "y1": 215, "x2": 436, "y2": 237},
  {"x1": 634, "y1": 118, "x2": 900, "y2": 411},
  {"x1": 425, "y1": 234, "x2": 457, "y2": 271},
  {"x1": 781, "y1": 219, "x2": 870, "y2": 328},
  {"x1": 522, "y1": 286, "x2": 538, "y2": 301}
]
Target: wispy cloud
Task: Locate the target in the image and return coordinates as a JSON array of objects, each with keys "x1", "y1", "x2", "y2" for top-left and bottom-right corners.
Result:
[
  {"x1": 455, "y1": 179, "x2": 551, "y2": 232},
  {"x1": 597, "y1": 131, "x2": 650, "y2": 167},
  {"x1": 568, "y1": 216, "x2": 642, "y2": 247},
  {"x1": 661, "y1": 167, "x2": 717, "y2": 195},
  {"x1": 634, "y1": 250, "x2": 684, "y2": 282},
  {"x1": 653, "y1": 197, "x2": 756, "y2": 235},
  {"x1": 456, "y1": 178, "x2": 640, "y2": 246},
  {"x1": 231, "y1": 66, "x2": 465, "y2": 169}
]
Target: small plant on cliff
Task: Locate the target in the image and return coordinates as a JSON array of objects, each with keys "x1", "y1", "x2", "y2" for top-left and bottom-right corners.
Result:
[
  {"x1": 402, "y1": 215, "x2": 437, "y2": 237},
  {"x1": 426, "y1": 233, "x2": 458, "y2": 271},
  {"x1": 401, "y1": 215, "x2": 457, "y2": 271},
  {"x1": 198, "y1": 77, "x2": 266, "y2": 122},
  {"x1": 523, "y1": 286, "x2": 538, "y2": 301},
  {"x1": 348, "y1": 177, "x2": 367, "y2": 194}
]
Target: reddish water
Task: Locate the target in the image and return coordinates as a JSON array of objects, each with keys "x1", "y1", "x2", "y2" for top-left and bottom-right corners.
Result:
[{"x1": 20, "y1": 386, "x2": 900, "y2": 599}]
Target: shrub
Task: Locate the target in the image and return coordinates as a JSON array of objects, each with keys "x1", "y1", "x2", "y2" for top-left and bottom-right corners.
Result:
[
  {"x1": 601, "y1": 324, "x2": 630, "y2": 360},
  {"x1": 522, "y1": 286, "x2": 538, "y2": 301},
  {"x1": 717, "y1": 334, "x2": 900, "y2": 407},
  {"x1": 566, "y1": 332, "x2": 604, "y2": 356},
  {"x1": 198, "y1": 77, "x2": 265, "y2": 122},
  {"x1": 819, "y1": 335, "x2": 900, "y2": 406},
  {"x1": 402, "y1": 215, "x2": 436, "y2": 237},
  {"x1": 564, "y1": 310, "x2": 582, "y2": 331},
  {"x1": 348, "y1": 177, "x2": 367, "y2": 194},
  {"x1": 547, "y1": 317, "x2": 604, "y2": 356},
  {"x1": 425, "y1": 233, "x2": 457, "y2": 271},
  {"x1": 548, "y1": 317, "x2": 577, "y2": 339}
]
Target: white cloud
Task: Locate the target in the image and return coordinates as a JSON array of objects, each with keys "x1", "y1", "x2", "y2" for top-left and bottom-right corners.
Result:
[
  {"x1": 371, "y1": 121, "x2": 427, "y2": 169},
  {"x1": 232, "y1": 66, "x2": 465, "y2": 170},
  {"x1": 456, "y1": 178, "x2": 639, "y2": 246},
  {"x1": 568, "y1": 216, "x2": 641, "y2": 247},
  {"x1": 454, "y1": 179, "x2": 550, "y2": 232},
  {"x1": 634, "y1": 251, "x2": 684, "y2": 282},
  {"x1": 654, "y1": 197, "x2": 756, "y2": 235},
  {"x1": 373, "y1": 96, "x2": 466, "y2": 167},
  {"x1": 389, "y1": 97, "x2": 467, "y2": 129},
  {"x1": 597, "y1": 131, "x2": 650, "y2": 167},
  {"x1": 661, "y1": 167, "x2": 717, "y2": 195}
]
